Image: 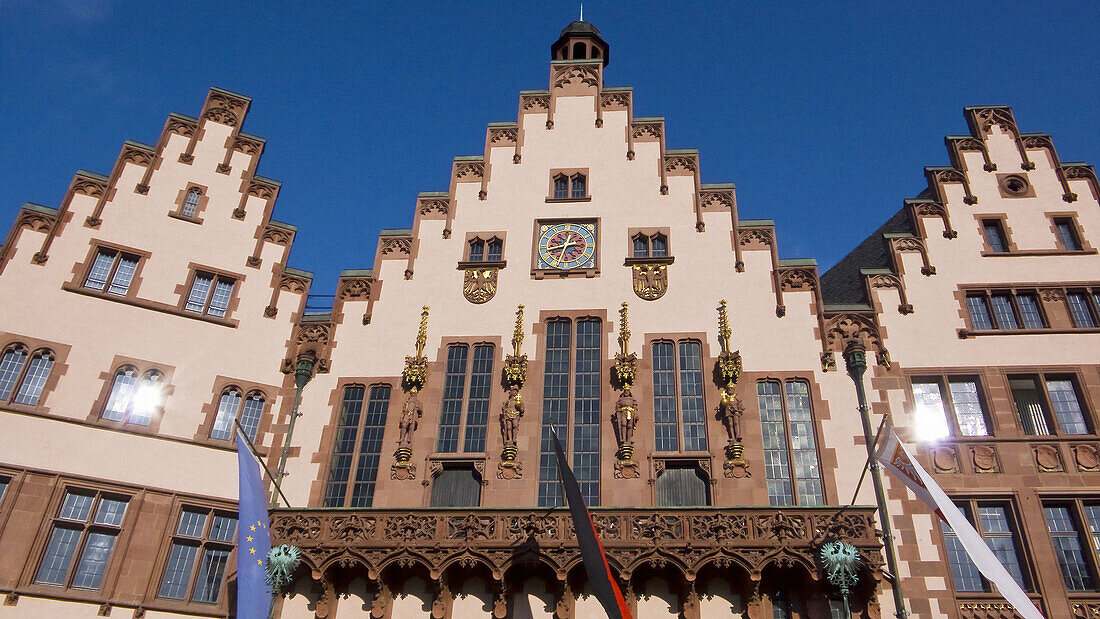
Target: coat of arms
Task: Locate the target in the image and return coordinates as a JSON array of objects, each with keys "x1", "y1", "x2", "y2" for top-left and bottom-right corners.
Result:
[
  {"x1": 463, "y1": 268, "x2": 498, "y2": 304},
  {"x1": 631, "y1": 263, "x2": 668, "y2": 300}
]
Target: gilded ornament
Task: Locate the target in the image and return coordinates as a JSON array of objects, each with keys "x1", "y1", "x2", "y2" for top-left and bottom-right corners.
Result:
[
  {"x1": 631, "y1": 263, "x2": 668, "y2": 300},
  {"x1": 463, "y1": 267, "x2": 498, "y2": 304}
]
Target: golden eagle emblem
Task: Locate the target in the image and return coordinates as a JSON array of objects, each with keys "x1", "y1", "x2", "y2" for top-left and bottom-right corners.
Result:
[{"x1": 463, "y1": 268, "x2": 498, "y2": 304}]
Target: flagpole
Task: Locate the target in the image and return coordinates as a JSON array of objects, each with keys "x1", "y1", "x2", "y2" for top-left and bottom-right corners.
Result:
[
  {"x1": 235, "y1": 419, "x2": 293, "y2": 509},
  {"x1": 272, "y1": 354, "x2": 315, "y2": 508},
  {"x1": 843, "y1": 341, "x2": 908, "y2": 618}
]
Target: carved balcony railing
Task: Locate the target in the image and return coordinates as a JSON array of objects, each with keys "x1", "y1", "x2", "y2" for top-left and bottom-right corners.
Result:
[{"x1": 270, "y1": 506, "x2": 882, "y2": 584}]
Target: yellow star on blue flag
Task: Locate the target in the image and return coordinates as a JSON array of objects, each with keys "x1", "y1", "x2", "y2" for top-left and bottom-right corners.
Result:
[{"x1": 237, "y1": 431, "x2": 272, "y2": 618}]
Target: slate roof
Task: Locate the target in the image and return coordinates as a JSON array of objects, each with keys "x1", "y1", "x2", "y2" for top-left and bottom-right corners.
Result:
[{"x1": 820, "y1": 208, "x2": 914, "y2": 305}]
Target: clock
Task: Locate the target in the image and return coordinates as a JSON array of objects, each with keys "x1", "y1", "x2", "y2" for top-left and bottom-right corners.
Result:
[{"x1": 536, "y1": 221, "x2": 597, "y2": 271}]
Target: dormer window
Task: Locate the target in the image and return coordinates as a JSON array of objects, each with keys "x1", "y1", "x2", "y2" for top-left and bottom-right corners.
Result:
[
  {"x1": 466, "y1": 236, "x2": 504, "y2": 263},
  {"x1": 547, "y1": 169, "x2": 590, "y2": 201}
]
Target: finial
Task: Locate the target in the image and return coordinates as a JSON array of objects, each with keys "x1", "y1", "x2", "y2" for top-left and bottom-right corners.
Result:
[
  {"x1": 618, "y1": 302, "x2": 630, "y2": 357},
  {"x1": 414, "y1": 305, "x2": 430, "y2": 357},
  {"x1": 512, "y1": 304, "x2": 525, "y2": 357},
  {"x1": 717, "y1": 299, "x2": 731, "y2": 354},
  {"x1": 579, "y1": 3, "x2": 583, "y2": 21}
]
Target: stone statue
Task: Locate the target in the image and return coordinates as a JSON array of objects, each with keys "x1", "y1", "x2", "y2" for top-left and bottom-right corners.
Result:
[
  {"x1": 613, "y1": 389, "x2": 638, "y2": 454},
  {"x1": 397, "y1": 388, "x2": 424, "y2": 450},
  {"x1": 500, "y1": 386, "x2": 524, "y2": 447},
  {"x1": 716, "y1": 389, "x2": 744, "y2": 443}
]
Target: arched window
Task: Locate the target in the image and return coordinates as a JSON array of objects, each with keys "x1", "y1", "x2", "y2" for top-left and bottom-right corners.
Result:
[
  {"x1": 570, "y1": 173, "x2": 586, "y2": 199},
  {"x1": 13, "y1": 350, "x2": 54, "y2": 406},
  {"x1": 553, "y1": 174, "x2": 569, "y2": 199},
  {"x1": 210, "y1": 388, "x2": 264, "y2": 442},
  {"x1": 487, "y1": 238, "x2": 503, "y2": 262},
  {"x1": 758, "y1": 380, "x2": 824, "y2": 506},
  {"x1": 103, "y1": 367, "x2": 163, "y2": 426},
  {"x1": 572, "y1": 41, "x2": 587, "y2": 59},
  {"x1": 0, "y1": 345, "x2": 29, "y2": 401},
  {"x1": 468, "y1": 239, "x2": 485, "y2": 262},
  {"x1": 632, "y1": 235, "x2": 649, "y2": 258},
  {"x1": 651, "y1": 234, "x2": 668, "y2": 257},
  {"x1": 181, "y1": 188, "x2": 202, "y2": 218}
]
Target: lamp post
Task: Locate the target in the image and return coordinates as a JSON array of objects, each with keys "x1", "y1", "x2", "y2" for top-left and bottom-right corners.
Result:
[
  {"x1": 843, "y1": 341, "x2": 907, "y2": 618},
  {"x1": 271, "y1": 353, "x2": 315, "y2": 508}
]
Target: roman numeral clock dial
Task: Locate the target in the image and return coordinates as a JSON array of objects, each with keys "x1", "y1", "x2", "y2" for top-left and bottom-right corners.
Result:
[{"x1": 536, "y1": 222, "x2": 596, "y2": 271}]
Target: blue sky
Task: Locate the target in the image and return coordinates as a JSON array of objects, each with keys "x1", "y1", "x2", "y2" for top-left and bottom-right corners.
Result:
[{"x1": 2, "y1": 1, "x2": 1097, "y2": 295}]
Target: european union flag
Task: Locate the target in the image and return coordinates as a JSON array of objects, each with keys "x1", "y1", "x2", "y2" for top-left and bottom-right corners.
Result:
[{"x1": 237, "y1": 431, "x2": 272, "y2": 618}]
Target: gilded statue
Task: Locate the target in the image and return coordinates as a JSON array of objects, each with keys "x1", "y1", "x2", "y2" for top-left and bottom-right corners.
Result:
[
  {"x1": 716, "y1": 389, "x2": 744, "y2": 444},
  {"x1": 397, "y1": 388, "x2": 424, "y2": 450},
  {"x1": 613, "y1": 389, "x2": 638, "y2": 457},
  {"x1": 500, "y1": 386, "x2": 524, "y2": 447}
]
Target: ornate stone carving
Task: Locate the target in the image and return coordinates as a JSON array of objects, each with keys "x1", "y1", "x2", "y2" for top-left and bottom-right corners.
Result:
[
  {"x1": 699, "y1": 189, "x2": 734, "y2": 211},
  {"x1": 262, "y1": 224, "x2": 293, "y2": 246},
  {"x1": 417, "y1": 197, "x2": 450, "y2": 217},
  {"x1": 499, "y1": 307, "x2": 527, "y2": 469},
  {"x1": 822, "y1": 313, "x2": 883, "y2": 357},
  {"x1": 820, "y1": 352, "x2": 837, "y2": 372},
  {"x1": 630, "y1": 122, "x2": 662, "y2": 140},
  {"x1": 73, "y1": 176, "x2": 107, "y2": 198},
  {"x1": 931, "y1": 446, "x2": 959, "y2": 474},
  {"x1": 166, "y1": 116, "x2": 196, "y2": 137},
  {"x1": 970, "y1": 445, "x2": 998, "y2": 473},
  {"x1": 380, "y1": 236, "x2": 412, "y2": 257},
  {"x1": 395, "y1": 307, "x2": 430, "y2": 472},
  {"x1": 1073, "y1": 444, "x2": 1100, "y2": 472},
  {"x1": 552, "y1": 63, "x2": 600, "y2": 89},
  {"x1": 631, "y1": 263, "x2": 668, "y2": 301},
  {"x1": 1039, "y1": 288, "x2": 1065, "y2": 302},
  {"x1": 337, "y1": 277, "x2": 372, "y2": 301},
  {"x1": 600, "y1": 91, "x2": 631, "y2": 109},
  {"x1": 664, "y1": 155, "x2": 698, "y2": 173},
  {"x1": 520, "y1": 93, "x2": 549, "y2": 111},
  {"x1": 1034, "y1": 444, "x2": 1063, "y2": 473},
  {"x1": 279, "y1": 273, "x2": 309, "y2": 294},
  {"x1": 488, "y1": 126, "x2": 518, "y2": 144},
  {"x1": 738, "y1": 228, "x2": 773, "y2": 248},
  {"x1": 463, "y1": 267, "x2": 498, "y2": 304},
  {"x1": 233, "y1": 134, "x2": 264, "y2": 155},
  {"x1": 867, "y1": 273, "x2": 913, "y2": 314},
  {"x1": 455, "y1": 161, "x2": 485, "y2": 180},
  {"x1": 778, "y1": 267, "x2": 816, "y2": 292},
  {"x1": 909, "y1": 199, "x2": 958, "y2": 239},
  {"x1": 15, "y1": 209, "x2": 55, "y2": 234},
  {"x1": 890, "y1": 236, "x2": 936, "y2": 276}
]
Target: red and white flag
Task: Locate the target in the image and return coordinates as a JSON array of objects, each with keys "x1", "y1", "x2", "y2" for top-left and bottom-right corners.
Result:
[{"x1": 874, "y1": 424, "x2": 1044, "y2": 619}]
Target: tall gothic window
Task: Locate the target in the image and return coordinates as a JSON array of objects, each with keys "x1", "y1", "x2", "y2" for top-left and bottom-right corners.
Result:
[
  {"x1": 323, "y1": 384, "x2": 390, "y2": 507},
  {"x1": 436, "y1": 344, "x2": 494, "y2": 453},
  {"x1": 157, "y1": 507, "x2": 237, "y2": 604},
  {"x1": 210, "y1": 388, "x2": 265, "y2": 442},
  {"x1": 538, "y1": 318, "x2": 602, "y2": 507},
  {"x1": 651, "y1": 340, "x2": 707, "y2": 452},
  {"x1": 34, "y1": 490, "x2": 129, "y2": 590},
  {"x1": 758, "y1": 380, "x2": 824, "y2": 506},
  {"x1": 0, "y1": 344, "x2": 55, "y2": 407}
]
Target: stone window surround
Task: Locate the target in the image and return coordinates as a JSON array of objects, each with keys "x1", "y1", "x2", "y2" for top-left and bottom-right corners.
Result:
[
  {"x1": 144, "y1": 497, "x2": 239, "y2": 613},
  {"x1": 530, "y1": 217, "x2": 601, "y2": 280},
  {"x1": 752, "y1": 375, "x2": 831, "y2": 507},
  {"x1": 310, "y1": 378, "x2": 398, "y2": 508},
  {"x1": 172, "y1": 262, "x2": 246, "y2": 323},
  {"x1": 1038, "y1": 496, "x2": 1100, "y2": 595},
  {"x1": 1, "y1": 465, "x2": 237, "y2": 616},
  {"x1": 932, "y1": 495, "x2": 1036, "y2": 594},
  {"x1": 430, "y1": 338, "x2": 499, "y2": 459},
  {"x1": 458, "y1": 231, "x2": 507, "y2": 268},
  {"x1": 626, "y1": 226, "x2": 673, "y2": 263},
  {"x1": 167, "y1": 182, "x2": 211, "y2": 225},
  {"x1": 63, "y1": 242, "x2": 242, "y2": 328},
  {"x1": 1005, "y1": 371, "x2": 1095, "y2": 438},
  {"x1": 955, "y1": 282, "x2": 1100, "y2": 338},
  {"x1": 546, "y1": 168, "x2": 591, "y2": 202},
  {"x1": 972, "y1": 213, "x2": 1096, "y2": 257},
  {"x1": 903, "y1": 370, "x2": 997, "y2": 439},
  {"x1": 0, "y1": 331, "x2": 72, "y2": 417},
  {"x1": 996, "y1": 172, "x2": 1037, "y2": 198},
  {"x1": 85, "y1": 354, "x2": 176, "y2": 435},
  {"x1": 192, "y1": 375, "x2": 280, "y2": 452},
  {"x1": 1047, "y1": 212, "x2": 1094, "y2": 254},
  {"x1": 16, "y1": 479, "x2": 138, "y2": 601},
  {"x1": 645, "y1": 335, "x2": 709, "y2": 456}
]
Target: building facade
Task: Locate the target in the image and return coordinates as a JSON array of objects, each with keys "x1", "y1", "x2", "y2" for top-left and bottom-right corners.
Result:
[{"x1": 1, "y1": 20, "x2": 1098, "y2": 619}]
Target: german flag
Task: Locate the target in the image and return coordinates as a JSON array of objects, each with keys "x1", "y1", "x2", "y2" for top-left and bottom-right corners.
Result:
[{"x1": 550, "y1": 426, "x2": 633, "y2": 619}]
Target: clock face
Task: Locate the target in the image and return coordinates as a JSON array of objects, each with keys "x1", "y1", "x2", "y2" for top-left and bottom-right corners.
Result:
[{"x1": 536, "y1": 222, "x2": 597, "y2": 270}]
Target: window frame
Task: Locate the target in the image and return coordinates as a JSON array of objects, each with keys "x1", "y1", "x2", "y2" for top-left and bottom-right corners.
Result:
[
  {"x1": 1007, "y1": 372, "x2": 1093, "y2": 437},
  {"x1": 1066, "y1": 289, "x2": 1100, "y2": 328},
  {"x1": 320, "y1": 382, "x2": 393, "y2": 508},
  {"x1": 938, "y1": 497, "x2": 1034, "y2": 594},
  {"x1": 537, "y1": 316, "x2": 605, "y2": 508},
  {"x1": 625, "y1": 227, "x2": 674, "y2": 264},
  {"x1": 545, "y1": 168, "x2": 591, "y2": 202},
  {"x1": 434, "y1": 341, "x2": 497, "y2": 455},
  {"x1": 755, "y1": 377, "x2": 828, "y2": 507},
  {"x1": 1049, "y1": 214, "x2": 1088, "y2": 253},
  {"x1": 907, "y1": 372, "x2": 994, "y2": 439},
  {"x1": 961, "y1": 288, "x2": 1051, "y2": 333},
  {"x1": 76, "y1": 242, "x2": 149, "y2": 301},
  {"x1": 169, "y1": 183, "x2": 210, "y2": 223},
  {"x1": 28, "y1": 485, "x2": 132, "y2": 594},
  {"x1": 459, "y1": 233, "x2": 507, "y2": 267},
  {"x1": 979, "y1": 217, "x2": 1012, "y2": 254},
  {"x1": 652, "y1": 458, "x2": 712, "y2": 506},
  {"x1": 194, "y1": 376, "x2": 277, "y2": 448},
  {"x1": 0, "y1": 334, "x2": 69, "y2": 415},
  {"x1": 88, "y1": 357, "x2": 173, "y2": 434},
  {"x1": 154, "y1": 504, "x2": 238, "y2": 605},
  {"x1": 1041, "y1": 498, "x2": 1100, "y2": 592},
  {"x1": 649, "y1": 337, "x2": 709, "y2": 453},
  {"x1": 178, "y1": 264, "x2": 241, "y2": 320}
]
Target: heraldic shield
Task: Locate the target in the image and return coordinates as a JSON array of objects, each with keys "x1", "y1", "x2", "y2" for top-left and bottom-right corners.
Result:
[
  {"x1": 631, "y1": 263, "x2": 668, "y2": 300},
  {"x1": 463, "y1": 267, "x2": 498, "y2": 303}
]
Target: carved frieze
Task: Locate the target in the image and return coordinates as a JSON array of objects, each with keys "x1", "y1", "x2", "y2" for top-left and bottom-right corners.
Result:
[
  {"x1": 233, "y1": 134, "x2": 264, "y2": 156},
  {"x1": 890, "y1": 236, "x2": 936, "y2": 276},
  {"x1": 15, "y1": 209, "x2": 55, "y2": 234},
  {"x1": 488, "y1": 126, "x2": 518, "y2": 144},
  {"x1": 379, "y1": 236, "x2": 412, "y2": 258},
  {"x1": 699, "y1": 189, "x2": 734, "y2": 212},
  {"x1": 1073, "y1": 444, "x2": 1100, "y2": 472},
  {"x1": 248, "y1": 179, "x2": 278, "y2": 201},
  {"x1": 778, "y1": 268, "x2": 817, "y2": 292},
  {"x1": 551, "y1": 63, "x2": 601, "y2": 90},
  {"x1": 202, "y1": 91, "x2": 249, "y2": 128},
  {"x1": 463, "y1": 267, "x2": 498, "y2": 304},
  {"x1": 966, "y1": 106, "x2": 1019, "y2": 137},
  {"x1": 908, "y1": 200, "x2": 958, "y2": 239},
  {"x1": 1033, "y1": 444, "x2": 1064, "y2": 473},
  {"x1": 631, "y1": 263, "x2": 668, "y2": 301},
  {"x1": 600, "y1": 90, "x2": 630, "y2": 110},
  {"x1": 455, "y1": 161, "x2": 484, "y2": 181},
  {"x1": 630, "y1": 122, "x2": 662, "y2": 141},
  {"x1": 822, "y1": 313, "x2": 883, "y2": 356},
  {"x1": 970, "y1": 445, "x2": 998, "y2": 473},
  {"x1": 72, "y1": 176, "x2": 107, "y2": 198},
  {"x1": 867, "y1": 273, "x2": 913, "y2": 314},
  {"x1": 738, "y1": 228, "x2": 773, "y2": 248},
  {"x1": 337, "y1": 277, "x2": 372, "y2": 301},
  {"x1": 279, "y1": 273, "x2": 309, "y2": 294},
  {"x1": 417, "y1": 197, "x2": 450, "y2": 220},
  {"x1": 664, "y1": 154, "x2": 698, "y2": 174},
  {"x1": 165, "y1": 116, "x2": 197, "y2": 137},
  {"x1": 121, "y1": 144, "x2": 154, "y2": 167},
  {"x1": 520, "y1": 93, "x2": 549, "y2": 112},
  {"x1": 261, "y1": 224, "x2": 293, "y2": 246}
]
